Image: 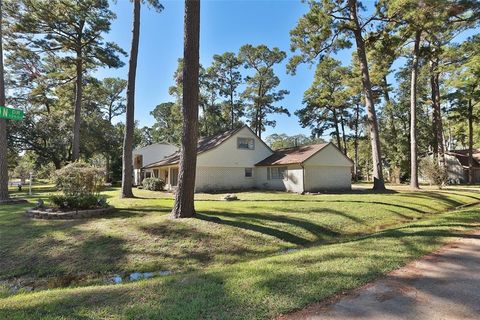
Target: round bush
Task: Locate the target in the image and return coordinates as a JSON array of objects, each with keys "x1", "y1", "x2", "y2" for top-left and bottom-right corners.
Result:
[
  {"x1": 53, "y1": 162, "x2": 105, "y2": 197},
  {"x1": 142, "y1": 177, "x2": 165, "y2": 191},
  {"x1": 50, "y1": 162, "x2": 108, "y2": 210}
]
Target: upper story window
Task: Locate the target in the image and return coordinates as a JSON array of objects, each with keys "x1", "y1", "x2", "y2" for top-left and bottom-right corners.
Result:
[
  {"x1": 237, "y1": 137, "x2": 255, "y2": 150},
  {"x1": 134, "y1": 154, "x2": 143, "y2": 169}
]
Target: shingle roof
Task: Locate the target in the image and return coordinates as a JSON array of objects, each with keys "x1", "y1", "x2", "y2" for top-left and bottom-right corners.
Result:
[
  {"x1": 255, "y1": 143, "x2": 330, "y2": 166},
  {"x1": 447, "y1": 149, "x2": 480, "y2": 167},
  {"x1": 143, "y1": 126, "x2": 245, "y2": 169}
]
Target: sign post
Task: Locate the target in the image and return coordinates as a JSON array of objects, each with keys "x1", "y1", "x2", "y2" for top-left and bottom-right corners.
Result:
[
  {"x1": 0, "y1": 106, "x2": 24, "y2": 121},
  {"x1": 0, "y1": 106, "x2": 28, "y2": 204},
  {"x1": 29, "y1": 172, "x2": 33, "y2": 196}
]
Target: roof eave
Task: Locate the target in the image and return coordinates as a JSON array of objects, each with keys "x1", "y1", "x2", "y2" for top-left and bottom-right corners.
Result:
[{"x1": 255, "y1": 161, "x2": 303, "y2": 167}]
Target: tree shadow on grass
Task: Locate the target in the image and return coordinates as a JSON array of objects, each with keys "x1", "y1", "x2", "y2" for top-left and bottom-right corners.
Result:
[
  {"x1": 0, "y1": 202, "x2": 132, "y2": 283},
  {"x1": 0, "y1": 271, "x2": 241, "y2": 320},
  {"x1": 397, "y1": 191, "x2": 473, "y2": 208},
  {"x1": 108, "y1": 207, "x2": 170, "y2": 218},
  {"x1": 1, "y1": 226, "x2": 128, "y2": 282},
  {"x1": 255, "y1": 218, "x2": 480, "y2": 315},
  {"x1": 197, "y1": 212, "x2": 340, "y2": 246},
  {"x1": 3, "y1": 214, "x2": 478, "y2": 320},
  {"x1": 209, "y1": 198, "x2": 430, "y2": 216},
  {"x1": 196, "y1": 214, "x2": 311, "y2": 246},
  {"x1": 302, "y1": 207, "x2": 366, "y2": 223},
  {"x1": 138, "y1": 221, "x2": 286, "y2": 269}
]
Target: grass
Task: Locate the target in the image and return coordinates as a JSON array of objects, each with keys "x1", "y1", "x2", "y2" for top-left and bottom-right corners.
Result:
[
  {"x1": 0, "y1": 184, "x2": 479, "y2": 318},
  {"x1": 2, "y1": 185, "x2": 479, "y2": 281},
  {"x1": 0, "y1": 207, "x2": 479, "y2": 319}
]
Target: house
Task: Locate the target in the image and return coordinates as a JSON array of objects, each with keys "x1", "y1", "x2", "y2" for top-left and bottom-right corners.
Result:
[
  {"x1": 142, "y1": 125, "x2": 353, "y2": 193},
  {"x1": 444, "y1": 149, "x2": 480, "y2": 183},
  {"x1": 132, "y1": 142, "x2": 178, "y2": 186}
]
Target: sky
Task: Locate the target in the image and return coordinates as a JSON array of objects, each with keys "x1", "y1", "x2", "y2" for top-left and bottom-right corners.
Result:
[
  {"x1": 96, "y1": 0, "x2": 354, "y2": 138},
  {"x1": 96, "y1": 0, "x2": 479, "y2": 140}
]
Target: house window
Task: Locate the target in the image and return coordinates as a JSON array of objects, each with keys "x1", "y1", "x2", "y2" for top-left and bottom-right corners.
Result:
[
  {"x1": 245, "y1": 168, "x2": 253, "y2": 178},
  {"x1": 237, "y1": 137, "x2": 255, "y2": 150},
  {"x1": 145, "y1": 172, "x2": 152, "y2": 178},
  {"x1": 153, "y1": 169, "x2": 159, "y2": 178},
  {"x1": 134, "y1": 155, "x2": 143, "y2": 169},
  {"x1": 267, "y1": 166, "x2": 287, "y2": 180}
]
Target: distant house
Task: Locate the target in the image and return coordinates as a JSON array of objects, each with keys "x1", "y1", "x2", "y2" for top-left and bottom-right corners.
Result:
[
  {"x1": 141, "y1": 125, "x2": 353, "y2": 193},
  {"x1": 132, "y1": 143, "x2": 178, "y2": 186},
  {"x1": 444, "y1": 149, "x2": 480, "y2": 183}
]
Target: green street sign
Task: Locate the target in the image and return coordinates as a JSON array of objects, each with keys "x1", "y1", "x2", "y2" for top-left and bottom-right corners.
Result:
[{"x1": 0, "y1": 106, "x2": 24, "y2": 121}]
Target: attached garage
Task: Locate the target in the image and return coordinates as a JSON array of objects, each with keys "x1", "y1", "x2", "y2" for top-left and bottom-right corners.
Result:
[{"x1": 255, "y1": 143, "x2": 353, "y2": 193}]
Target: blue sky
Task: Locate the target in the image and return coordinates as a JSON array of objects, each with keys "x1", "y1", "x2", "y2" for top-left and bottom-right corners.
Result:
[
  {"x1": 96, "y1": 0, "x2": 351, "y2": 138},
  {"x1": 96, "y1": 0, "x2": 478, "y2": 139}
]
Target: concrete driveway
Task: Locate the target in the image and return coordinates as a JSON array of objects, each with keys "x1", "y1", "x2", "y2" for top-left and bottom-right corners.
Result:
[{"x1": 282, "y1": 232, "x2": 480, "y2": 320}]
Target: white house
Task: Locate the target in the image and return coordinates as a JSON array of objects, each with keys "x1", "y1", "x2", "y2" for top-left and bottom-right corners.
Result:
[
  {"x1": 444, "y1": 150, "x2": 480, "y2": 183},
  {"x1": 132, "y1": 143, "x2": 178, "y2": 186},
  {"x1": 142, "y1": 125, "x2": 353, "y2": 193}
]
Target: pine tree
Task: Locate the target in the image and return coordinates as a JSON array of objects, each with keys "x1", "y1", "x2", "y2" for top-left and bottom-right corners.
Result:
[
  {"x1": 121, "y1": 0, "x2": 163, "y2": 198},
  {"x1": 171, "y1": 0, "x2": 201, "y2": 218},
  {"x1": 296, "y1": 57, "x2": 350, "y2": 154},
  {"x1": 0, "y1": 0, "x2": 8, "y2": 201},
  {"x1": 289, "y1": 0, "x2": 386, "y2": 190},
  {"x1": 11, "y1": 0, "x2": 125, "y2": 161},
  {"x1": 239, "y1": 44, "x2": 289, "y2": 138}
]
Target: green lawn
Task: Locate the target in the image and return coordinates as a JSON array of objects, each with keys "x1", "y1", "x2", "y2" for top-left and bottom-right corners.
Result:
[{"x1": 0, "y1": 185, "x2": 479, "y2": 319}]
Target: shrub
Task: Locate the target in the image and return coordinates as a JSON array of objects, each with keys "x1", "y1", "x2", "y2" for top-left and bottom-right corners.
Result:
[
  {"x1": 36, "y1": 162, "x2": 57, "y2": 180},
  {"x1": 50, "y1": 194, "x2": 108, "y2": 210},
  {"x1": 142, "y1": 177, "x2": 165, "y2": 191},
  {"x1": 53, "y1": 162, "x2": 105, "y2": 197},
  {"x1": 50, "y1": 162, "x2": 107, "y2": 210},
  {"x1": 420, "y1": 157, "x2": 448, "y2": 188}
]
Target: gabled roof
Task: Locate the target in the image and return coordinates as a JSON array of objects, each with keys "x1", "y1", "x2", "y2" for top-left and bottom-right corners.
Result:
[
  {"x1": 143, "y1": 126, "x2": 247, "y2": 169},
  {"x1": 255, "y1": 143, "x2": 331, "y2": 166},
  {"x1": 447, "y1": 149, "x2": 480, "y2": 167},
  {"x1": 133, "y1": 142, "x2": 176, "y2": 153}
]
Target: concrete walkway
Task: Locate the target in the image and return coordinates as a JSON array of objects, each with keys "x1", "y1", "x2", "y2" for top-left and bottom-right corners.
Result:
[{"x1": 282, "y1": 232, "x2": 480, "y2": 320}]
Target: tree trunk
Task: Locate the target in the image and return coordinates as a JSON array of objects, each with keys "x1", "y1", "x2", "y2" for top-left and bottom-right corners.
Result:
[
  {"x1": 121, "y1": 0, "x2": 141, "y2": 198},
  {"x1": 171, "y1": 0, "x2": 200, "y2": 219},
  {"x1": 108, "y1": 102, "x2": 113, "y2": 123},
  {"x1": 72, "y1": 49, "x2": 83, "y2": 161},
  {"x1": 254, "y1": 108, "x2": 259, "y2": 136},
  {"x1": 258, "y1": 110, "x2": 262, "y2": 139},
  {"x1": 468, "y1": 99, "x2": 474, "y2": 185},
  {"x1": 332, "y1": 108, "x2": 342, "y2": 151},
  {"x1": 53, "y1": 159, "x2": 62, "y2": 170},
  {"x1": 353, "y1": 102, "x2": 360, "y2": 181},
  {"x1": 0, "y1": 0, "x2": 8, "y2": 201},
  {"x1": 383, "y1": 75, "x2": 398, "y2": 168},
  {"x1": 105, "y1": 154, "x2": 110, "y2": 183},
  {"x1": 256, "y1": 81, "x2": 263, "y2": 138},
  {"x1": 348, "y1": 0, "x2": 385, "y2": 191},
  {"x1": 430, "y1": 61, "x2": 438, "y2": 159},
  {"x1": 410, "y1": 30, "x2": 421, "y2": 189},
  {"x1": 340, "y1": 111, "x2": 347, "y2": 155},
  {"x1": 430, "y1": 57, "x2": 445, "y2": 165},
  {"x1": 230, "y1": 88, "x2": 234, "y2": 129}
]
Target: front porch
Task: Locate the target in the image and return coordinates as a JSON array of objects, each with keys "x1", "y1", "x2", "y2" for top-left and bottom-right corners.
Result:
[{"x1": 145, "y1": 166, "x2": 179, "y2": 190}]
